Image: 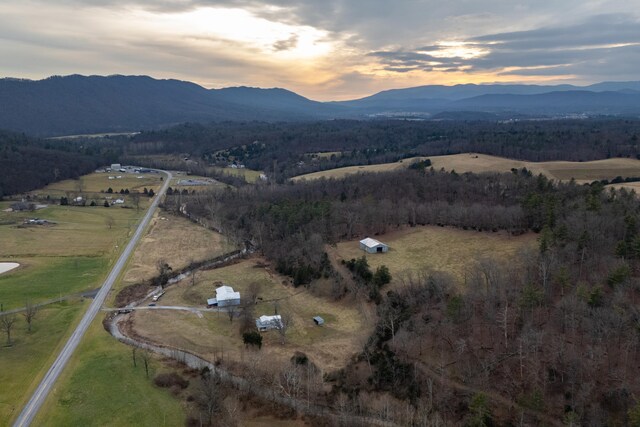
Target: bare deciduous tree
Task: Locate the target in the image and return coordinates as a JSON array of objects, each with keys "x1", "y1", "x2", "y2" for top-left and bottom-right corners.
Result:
[
  {"x1": 105, "y1": 216, "x2": 115, "y2": 230},
  {"x1": 278, "y1": 312, "x2": 292, "y2": 345},
  {"x1": 247, "y1": 281, "x2": 261, "y2": 305},
  {"x1": 131, "y1": 192, "x2": 141, "y2": 211},
  {"x1": 141, "y1": 350, "x2": 150, "y2": 378},
  {"x1": 226, "y1": 305, "x2": 237, "y2": 323},
  {"x1": 23, "y1": 300, "x2": 37, "y2": 332},
  {"x1": 1, "y1": 314, "x2": 17, "y2": 345},
  {"x1": 198, "y1": 371, "x2": 222, "y2": 425}
]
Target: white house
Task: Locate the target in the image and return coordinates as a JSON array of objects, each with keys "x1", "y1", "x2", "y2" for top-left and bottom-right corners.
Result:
[
  {"x1": 256, "y1": 315, "x2": 282, "y2": 331},
  {"x1": 359, "y1": 237, "x2": 389, "y2": 254},
  {"x1": 207, "y1": 285, "x2": 241, "y2": 307}
]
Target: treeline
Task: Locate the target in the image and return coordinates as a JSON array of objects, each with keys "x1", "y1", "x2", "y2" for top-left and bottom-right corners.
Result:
[
  {"x1": 128, "y1": 119, "x2": 640, "y2": 181},
  {"x1": 0, "y1": 130, "x2": 107, "y2": 197}
]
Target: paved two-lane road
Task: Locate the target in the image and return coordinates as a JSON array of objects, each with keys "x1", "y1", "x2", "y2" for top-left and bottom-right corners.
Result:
[{"x1": 13, "y1": 170, "x2": 172, "y2": 427}]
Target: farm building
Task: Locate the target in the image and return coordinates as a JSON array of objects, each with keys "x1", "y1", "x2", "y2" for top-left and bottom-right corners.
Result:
[
  {"x1": 206, "y1": 285, "x2": 241, "y2": 307},
  {"x1": 313, "y1": 316, "x2": 325, "y2": 326},
  {"x1": 359, "y1": 237, "x2": 389, "y2": 254},
  {"x1": 256, "y1": 315, "x2": 282, "y2": 331}
]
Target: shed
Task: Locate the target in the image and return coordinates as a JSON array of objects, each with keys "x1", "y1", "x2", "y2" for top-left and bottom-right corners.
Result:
[
  {"x1": 256, "y1": 315, "x2": 282, "y2": 331},
  {"x1": 359, "y1": 237, "x2": 389, "y2": 254},
  {"x1": 313, "y1": 316, "x2": 325, "y2": 326},
  {"x1": 206, "y1": 298, "x2": 217, "y2": 307}
]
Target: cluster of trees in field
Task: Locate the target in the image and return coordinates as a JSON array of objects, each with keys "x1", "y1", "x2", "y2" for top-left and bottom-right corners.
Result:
[
  {"x1": 0, "y1": 130, "x2": 105, "y2": 197},
  {"x1": 128, "y1": 119, "x2": 640, "y2": 181},
  {"x1": 165, "y1": 166, "x2": 640, "y2": 424}
]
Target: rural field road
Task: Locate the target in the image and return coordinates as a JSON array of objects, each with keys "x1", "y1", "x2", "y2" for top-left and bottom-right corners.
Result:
[{"x1": 12, "y1": 170, "x2": 172, "y2": 427}]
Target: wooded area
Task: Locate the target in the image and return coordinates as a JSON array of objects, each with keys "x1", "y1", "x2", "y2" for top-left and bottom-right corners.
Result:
[
  {"x1": 0, "y1": 131, "x2": 109, "y2": 197},
  {"x1": 129, "y1": 119, "x2": 640, "y2": 182},
  {"x1": 164, "y1": 166, "x2": 640, "y2": 425}
]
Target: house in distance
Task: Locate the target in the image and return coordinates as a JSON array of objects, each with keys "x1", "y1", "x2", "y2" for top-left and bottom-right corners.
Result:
[
  {"x1": 359, "y1": 237, "x2": 389, "y2": 254},
  {"x1": 206, "y1": 285, "x2": 241, "y2": 307}
]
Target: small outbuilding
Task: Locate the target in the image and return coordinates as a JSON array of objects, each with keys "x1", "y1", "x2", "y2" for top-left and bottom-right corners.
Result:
[
  {"x1": 359, "y1": 237, "x2": 389, "y2": 254},
  {"x1": 313, "y1": 316, "x2": 324, "y2": 326},
  {"x1": 256, "y1": 315, "x2": 282, "y2": 331}
]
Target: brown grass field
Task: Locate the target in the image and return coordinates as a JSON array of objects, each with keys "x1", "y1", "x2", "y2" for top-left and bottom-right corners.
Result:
[
  {"x1": 291, "y1": 157, "x2": 427, "y2": 181},
  {"x1": 31, "y1": 172, "x2": 162, "y2": 198},
  {"x1": 331, "y1": 226, "x2": 536, "y2": 286},
  {"x1": 118, "y1": 212, "x2": 234, "y2": 288},
  {"x1": 292, "y1": 153, "x2": 640, "y2": 183},
  {"x1": 132, "y1": 258, "x2": 371, "y2": 372}
]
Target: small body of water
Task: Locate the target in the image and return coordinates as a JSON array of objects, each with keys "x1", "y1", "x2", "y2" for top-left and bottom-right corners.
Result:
[{"x1": 0, "y1": 262, "x2": 20, "y2": 275}]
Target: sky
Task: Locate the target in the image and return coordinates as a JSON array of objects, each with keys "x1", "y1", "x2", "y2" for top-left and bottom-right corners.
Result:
[{"x1": 1, "y1": 1, "x2": 640, "y2": 100}]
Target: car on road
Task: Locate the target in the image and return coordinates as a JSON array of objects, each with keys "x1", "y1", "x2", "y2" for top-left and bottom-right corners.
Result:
[{"x1": 148, "y1": 303, "x2": 156, "y2": 307}]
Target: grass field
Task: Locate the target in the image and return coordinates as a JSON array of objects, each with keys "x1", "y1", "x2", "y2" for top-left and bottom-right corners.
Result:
[
  {"x1": 331, "y1": 226, "x2": 536, "y2": 286},
  {"x1": 210, "y1": 166, "x2": 263, "y2": 183},
  {"x1": 291, "y1": 157, "x2": 426, "y2": 181},
  {"x1": 292, "y1": 153, "x2": 640, "y2": 183},
  {"x1": 34, "y1": 317, "x2": 186, "y2": 427},
  {"x1": 0, "y1": 257, "x2": 107, "y2": 309},
  {"x1": 32, "y1": 172, "x2": 162, "y2": 199},
  {"x1": 0, "y1": 300, "x2": 87, "y2": 426},
  {"x1": 117, "y1": 212, "x2": 234, "y2": 291},
  {"x1": 0, "y1": 203, "x2": 146, "y2": 309},
  {"x1": 135, "y1": 258, "x2": 370, "y2": 372}
]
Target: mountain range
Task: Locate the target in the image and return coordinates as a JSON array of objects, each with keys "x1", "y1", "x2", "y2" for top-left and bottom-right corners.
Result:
[{"x1": 2, "y1": 75, "x2": 640, "y2": 136}]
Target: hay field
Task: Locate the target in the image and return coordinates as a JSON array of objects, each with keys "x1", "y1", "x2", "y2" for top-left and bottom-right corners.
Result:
[
  {"x1": 291, "y1": 157, "x2": 427, "y2": 181},
  {"x1": 119, "y1": 212, "x2": 234, "y2": 287},
  {"x1": 430, "y1": 153, "x2": 640, "y2": 182},
  {"x1": 134, "y1": 258, "x2": 371, "y2": 372},
  {"x1": 331, "y1": 226, "x2": 536, "y2": 286},
  {"x1": 32, "y1": 172, "x2": 162, "y2": 198},
  {"x1": 292, "y1": 153, "x2": 640, "y2": 183},
  {"x1": 0, "y1": 204, "x2": 143, "y2": 258}
]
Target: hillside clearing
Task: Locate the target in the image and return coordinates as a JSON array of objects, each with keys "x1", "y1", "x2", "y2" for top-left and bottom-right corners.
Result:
[
  {"x1": 133, "y1": 258, "x2": 371, "y2": 372},
  {"x1": 331, "y1": 226, "x2": 536, "y2": 286},
  {"x1": 291, "y1": 153, "x2": 640, "y2": 183}
]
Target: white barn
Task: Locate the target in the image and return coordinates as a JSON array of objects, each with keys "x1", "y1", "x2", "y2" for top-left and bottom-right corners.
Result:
[
  {"x1": 256, "y1": 315, "x2": 282, "y2": 331},
  {"x1": 359, "y1": 237, "x2": 389, "y2": 254},
  {"x1": 207, "y1": 285, "x2": 241, "y2": 307}
]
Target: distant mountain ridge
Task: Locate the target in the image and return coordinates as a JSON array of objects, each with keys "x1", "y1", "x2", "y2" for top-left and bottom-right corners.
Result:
[{"x1": 1, "y1": 75, "x2": 640, "y2": 136}]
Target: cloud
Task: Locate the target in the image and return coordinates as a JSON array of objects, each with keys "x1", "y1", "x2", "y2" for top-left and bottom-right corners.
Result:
[
  {"x1": 1, "y1": 1, "x2": 640, "y2": 100},
  {"x1": 272, "y1": 34, "x2": 298, "y2": 51},
  {"x1": 369, "y1": 14, "x2": 640, "y2": 81}
]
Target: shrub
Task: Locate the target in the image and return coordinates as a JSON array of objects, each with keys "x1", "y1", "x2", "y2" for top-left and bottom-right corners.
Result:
[
  {"x1": 153, "y1": 372, "x2": 189, "y2": 389},
  {"x1": 243, "y1": 331, "x2": 262, "y2": 349}
]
